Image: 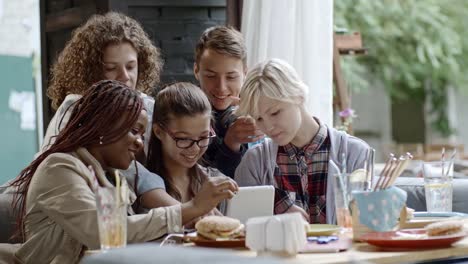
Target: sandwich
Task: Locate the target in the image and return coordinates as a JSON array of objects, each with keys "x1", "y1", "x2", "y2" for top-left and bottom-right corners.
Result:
[
  {"x1": 425, "y1": 220, "x2": 464, "y2": 236},
  {"x1": 195, "y1": 216, "x2": 245, "y2": 240}
]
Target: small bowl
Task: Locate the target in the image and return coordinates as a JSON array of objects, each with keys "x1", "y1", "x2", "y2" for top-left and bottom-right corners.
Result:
[{"x1": 306, "y1": 224, "x2": 341, "y2": 236}]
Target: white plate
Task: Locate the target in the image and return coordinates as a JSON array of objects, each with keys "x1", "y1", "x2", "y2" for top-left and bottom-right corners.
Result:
[{"x1": 413, "y1": 212, "x2": 467, "y2": 219}]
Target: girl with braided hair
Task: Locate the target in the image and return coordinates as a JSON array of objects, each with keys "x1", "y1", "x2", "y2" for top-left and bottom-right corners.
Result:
[
  {"x1": 41, "y1": 12, "x2": 178, "y2": 210},
  {"x1": 10, "y1": 80, "x2": 238, "y2": 263}
]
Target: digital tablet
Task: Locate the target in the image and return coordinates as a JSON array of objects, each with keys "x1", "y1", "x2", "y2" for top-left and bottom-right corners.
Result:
[{"x1": 226, "y1": 185, "x2": 274, "y2": 223}]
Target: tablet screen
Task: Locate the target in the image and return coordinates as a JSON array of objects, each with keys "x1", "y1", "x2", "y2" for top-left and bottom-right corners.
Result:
[{"x1": 225, "y1": 185, "x2": 275, "y2": 223}]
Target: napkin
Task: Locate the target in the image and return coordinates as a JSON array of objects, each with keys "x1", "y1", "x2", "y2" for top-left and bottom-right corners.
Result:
[
  {"x1": 353, "y1": 186, "x2": 407, "y2": 232},
  {"x1": 246, "y1": 213, "x2": 307, "y2": 255}
]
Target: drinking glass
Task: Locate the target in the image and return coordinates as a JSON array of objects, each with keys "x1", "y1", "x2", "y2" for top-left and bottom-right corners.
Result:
[
  {"x1": 422, "y1": 161, "x2": 453, "y2": 213},
  {"x1": 95, "y1": 186, "x2": 127, "y2": 250},
  {"x1": 333, "y1": 174, "x2": 352, "y2": 229}
]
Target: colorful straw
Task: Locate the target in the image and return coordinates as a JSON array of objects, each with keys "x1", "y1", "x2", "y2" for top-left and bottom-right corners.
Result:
[
  {"x1": 445, "y1": 149, "x2": 457, "y2": 178},
  {"x1": 441, "y1": 147, "x2": 446, "y2": 179},
  {"x1": 114, "y1": 170, "x2": 121, "y2": 205}
]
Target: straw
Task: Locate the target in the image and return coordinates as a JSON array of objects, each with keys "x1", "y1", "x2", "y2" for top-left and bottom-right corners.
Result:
[
  {"x1": 366, "y1": 148, "x2": 375, "y2": 191},
  {"x1": 445, "y1": 149, "x2": 457, "y2": 178},
  {"x1": 330, "y1": 159, "x2": 348, "y2": 207},
  {"x1": 364, "y1": 149, "x2": 370, "y2": 190},
  {"x1": 114, "y1": 170, "x2": 121, "y2": 205},
  {"x1": 382, "y1": 157, "x2": 398, "y2": 189},
  {"x1": 374, "y1": 153, "x2": 394, "y2": 191},
  {"x1": 441, "y1": 147, "x2": 446, "y2": 178},
  {"x1": 386, "y1": 153, "x2": 413, "y2": 188}
]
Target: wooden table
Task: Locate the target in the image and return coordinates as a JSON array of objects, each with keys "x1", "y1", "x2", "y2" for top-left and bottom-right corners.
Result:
[
  {"x1": 83, "y1": 235, "x2": 468, "y2": 264},
  {"x1": 218, "y1": 237, "x2": 468, "y2": 264}
]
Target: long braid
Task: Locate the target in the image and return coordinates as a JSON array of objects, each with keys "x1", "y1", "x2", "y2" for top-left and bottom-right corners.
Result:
[{"x1": 10, "y1": 80, "x2": 143, "y2": 240}]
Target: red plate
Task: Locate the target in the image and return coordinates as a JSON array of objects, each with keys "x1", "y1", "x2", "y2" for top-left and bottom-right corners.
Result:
[
  {"x1": 360, "y1": 229, "x2": 467, "y2": 249},
  {"x1": 184, "y1": 234, "x2": 246, "y2": 248}
]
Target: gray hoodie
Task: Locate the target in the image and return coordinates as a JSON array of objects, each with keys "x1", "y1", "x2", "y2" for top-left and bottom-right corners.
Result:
[{"x1": 234, "y1": 126, "x2": 369, "y2": 224}]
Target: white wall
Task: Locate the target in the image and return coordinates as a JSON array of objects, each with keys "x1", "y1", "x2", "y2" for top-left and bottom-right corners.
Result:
[
  {"x1": 0, "y1": 0, "x2": 40, "y2": 57},
  {"x1": 241, "y1": 0, "x2": 334, "y2": 126},
  {"x1": 0, "y1": 0, "x2": 43, "y2": 144}
]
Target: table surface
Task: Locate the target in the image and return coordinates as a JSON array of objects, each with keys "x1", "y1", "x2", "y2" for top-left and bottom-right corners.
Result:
[{"x1": 198, "y1": 235, "x2": 468, "y2": 264}]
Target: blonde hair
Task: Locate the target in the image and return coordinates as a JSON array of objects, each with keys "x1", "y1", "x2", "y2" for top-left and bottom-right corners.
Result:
[
  {"x1": 237, "y1": 58, "x2": 308, "y2": 118},
  {"x1": 48, "y1": 12, "x2": 162, "y2": 110},
  {"x1": 194, "y1": 25, "x2": 247, "y2": 68}
]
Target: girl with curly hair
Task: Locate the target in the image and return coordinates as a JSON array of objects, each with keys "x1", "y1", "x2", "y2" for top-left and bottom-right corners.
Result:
[
  {"x1": 47, "y1": 12, "x2": 160, "y2": 110},
  {"x1": 41, "y1": 12, "x2": 179, "y2": 212}
]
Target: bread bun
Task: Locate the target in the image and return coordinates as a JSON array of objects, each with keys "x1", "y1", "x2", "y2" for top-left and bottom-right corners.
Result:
[
  {"x1": 405, "y1": 207, "x2": 415, "y2": 220},
  {"x1": 195, "y1": 216, "x2": 244, "y2": 240},
  {"x1": 425, "y1": 220, "x2": 464, "y2": 236}
]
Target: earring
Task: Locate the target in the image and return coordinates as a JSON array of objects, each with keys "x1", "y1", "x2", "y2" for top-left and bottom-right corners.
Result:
[{"x1": 99, "y1": 136, "x2": 104, "y2": 145}]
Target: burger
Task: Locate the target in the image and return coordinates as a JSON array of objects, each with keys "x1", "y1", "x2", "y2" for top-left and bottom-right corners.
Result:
[{"x1": 195, "y1": 216, "x2": 245, "y2": 240}]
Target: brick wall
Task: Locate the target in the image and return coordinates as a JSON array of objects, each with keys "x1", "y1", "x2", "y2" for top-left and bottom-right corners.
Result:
[
  {"x1": 127, "y1": 1, "x2": 227, "y2": 88},
  {"x1": 41, "y1": 0, "x2": 227, "y2": 128}
]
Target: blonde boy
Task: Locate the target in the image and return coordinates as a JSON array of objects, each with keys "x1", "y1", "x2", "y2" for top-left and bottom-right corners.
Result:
[{"x1": 234, "y1": 58, "x2": 369, "y2": 224}]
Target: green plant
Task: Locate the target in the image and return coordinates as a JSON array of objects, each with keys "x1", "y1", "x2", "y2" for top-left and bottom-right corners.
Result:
[{"x1": 334, "y1": 0, "x2": 468, "y2": 137}]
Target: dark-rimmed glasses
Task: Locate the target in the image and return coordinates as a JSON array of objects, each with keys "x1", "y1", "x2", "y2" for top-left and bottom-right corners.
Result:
[{"x1": 159, "y1": 123, "x2": 216, "y2": 149}]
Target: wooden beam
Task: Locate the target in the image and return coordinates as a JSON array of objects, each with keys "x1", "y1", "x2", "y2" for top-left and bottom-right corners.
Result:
[
  {"x1": 333, "y1": 33, "x2": 353, "y2": 133},
  {"x1": 226, "y1": 0, "x2": 243, "y2": 30},
  {"x1": 333, "y1": 37, "x2": 350, "y2": 112},
  {"x1": 45, "y1": 5, "x2": 96, "y2": 32},
  {"x1": 339, "y1": 48, "x2": 368, "y2": 55},
  {"x1": 40, "y1": 0, "x2": 52, "y2": 133},
  {"x1": 96, "y1": 0, "x2": 128, "y2": 13},
  {"x1": 127, "y1": 0, "x2": 226, "y2": 7}
]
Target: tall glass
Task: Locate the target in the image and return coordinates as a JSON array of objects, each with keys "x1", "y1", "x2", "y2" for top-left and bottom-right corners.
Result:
[
  {"x1": 333, "y1": 174, "x2": 352, "y2": 229},
  {"x1": 95, "y1": 186, "x2": 127, "y2": 250},
  {"x1": 422, "y1": 161, "x2": 453, "y2": 213}
]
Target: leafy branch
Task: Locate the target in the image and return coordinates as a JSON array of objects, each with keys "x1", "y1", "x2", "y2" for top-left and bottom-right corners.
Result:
[{"x1": 335, "y1": 0, "x2": 468, "y2": 136}]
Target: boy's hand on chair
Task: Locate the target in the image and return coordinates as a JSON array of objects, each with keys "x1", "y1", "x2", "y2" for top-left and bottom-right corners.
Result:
[
  {"x1": 285, "y1": 204, "x2": 310, "y2": 223},
  {"x1": 224, "y1": 116, "x2": 264, "y2": 152},
  {"x1": 206, "y1": 208, "x2": 223, "y2": 216}
]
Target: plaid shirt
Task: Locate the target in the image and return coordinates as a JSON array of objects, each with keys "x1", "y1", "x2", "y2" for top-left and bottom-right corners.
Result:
[{"x1": 274, "y1": 122, "x2": 330, "y2": 223}]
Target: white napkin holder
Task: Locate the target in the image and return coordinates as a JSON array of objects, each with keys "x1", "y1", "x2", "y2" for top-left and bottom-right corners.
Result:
[{"x1": 245, "y1": 213, "x2": 306, "y2": 257}]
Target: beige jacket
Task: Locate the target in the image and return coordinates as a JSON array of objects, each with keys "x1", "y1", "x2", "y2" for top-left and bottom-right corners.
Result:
[{"x1": 14, "y1": 148, "x2": 182, "y2": 264}]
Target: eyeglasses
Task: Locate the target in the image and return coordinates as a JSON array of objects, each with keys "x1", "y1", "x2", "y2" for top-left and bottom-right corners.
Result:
[{"x1": 159, "y1": 124, "x2": 216, "y2": 149}]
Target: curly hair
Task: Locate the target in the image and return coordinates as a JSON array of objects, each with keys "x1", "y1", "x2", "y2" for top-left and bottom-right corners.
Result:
[{"x1": 48, "y1": 12, "x2": 162, "y2": 110}]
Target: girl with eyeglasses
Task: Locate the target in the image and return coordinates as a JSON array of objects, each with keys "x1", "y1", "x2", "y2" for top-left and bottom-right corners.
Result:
[
  {"x1": 146, "y1": 83, "x2": 232, "y2": 217},
  {"x1": 10, "y1": 80, "x2": 238, "y2": 263}
]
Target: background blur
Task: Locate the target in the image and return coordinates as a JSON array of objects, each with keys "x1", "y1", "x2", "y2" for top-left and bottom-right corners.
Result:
[{"x1": 2, "y1": 0, "x2": 468, "y2": 184}]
